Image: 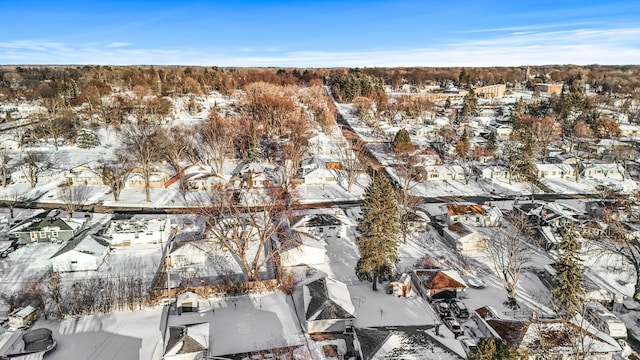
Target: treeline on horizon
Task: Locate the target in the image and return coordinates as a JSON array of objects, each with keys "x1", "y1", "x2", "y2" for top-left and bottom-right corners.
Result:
[{"x1": 1, "y1": 64, "x2": 639, "y2": 104}]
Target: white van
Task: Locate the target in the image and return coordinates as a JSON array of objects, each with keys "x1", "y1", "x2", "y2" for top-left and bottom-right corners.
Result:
[{"x1": 584, "y1": 302, "x2": 627, "y2": 339}]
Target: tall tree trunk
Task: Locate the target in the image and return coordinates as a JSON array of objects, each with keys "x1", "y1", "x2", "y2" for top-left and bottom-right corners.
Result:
[
  {"x1": 144, "y1": 166, "x2": 151, "y2": 202},
  {"x1": 372, "y1": 274, "x2": 378, "y2": 291}
]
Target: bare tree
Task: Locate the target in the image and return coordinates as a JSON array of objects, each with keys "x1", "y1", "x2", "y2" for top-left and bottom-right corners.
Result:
[
  {"x1": 121, "y1": 123, "x2": 166, "y2": 202},
  {"x1": 58, "y1": 185, "x2": 91, "y2": 213},
  {"x1": 0, "y1": 148, "x2": 10, "y2": 188},
  {"x1": 197, "y1": 112, "x2": 236, "y2": 172},
  {"x1": 202, "y1": 187, "x2": 295, "y2": 282},
  {"x1": 5, "y1": 189, "x2": 26, "y2": 219},
  {"x1": 94, "y1": 153, "x2": 134, "y2": 201},
  {"x1": 164, "y1": 125, "x2": 196, "y2": 190},
  {"x1": 333, "y1": 141, "x2": 367, "y2": 193},
  {"x1": 393, "y1": 154, "x2": 424, "y2": 244},
  {"x1": 488, "y1": 212, "x2": 533, "y2": 308},
  {"x1": 21, "y1": 150, "x2": 50, "y2": 188}
]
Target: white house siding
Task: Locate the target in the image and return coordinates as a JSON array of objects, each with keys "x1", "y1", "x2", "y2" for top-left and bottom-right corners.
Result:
[
  {"x1": 307, "y1": 319, "x2": 352, "y2": 334},
  {"x1": 51, "y1": 250, "x2": 106, "y2": 272},
  {"x1": 280, "y1": 246, "x2": 326, "y2": 267}
]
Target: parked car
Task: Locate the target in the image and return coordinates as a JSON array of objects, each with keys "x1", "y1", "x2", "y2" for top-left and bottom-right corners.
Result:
[
  {"x1": 443, "y1": 317, "x2": 465, "y2": 337},
  {"x1": 459, "y1": 336, "x2": 477, "y2": 355},
  {"x1": 465, "y1": 276, "x2": 486, "y2": 289},
  {"x1": 433, "y1": 301, "x2": 451, "y2": 317},
  {"x1": 450, "y1": 300, "x2": 469, "y2": 318}
]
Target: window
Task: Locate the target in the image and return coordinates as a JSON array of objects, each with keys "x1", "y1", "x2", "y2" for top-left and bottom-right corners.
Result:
[
  {"x1": 476, "y1": 217, "x2": 480, "y2": 223},
  {"x1": 39, "y1": 231, "x2": 47, "y2": 238},
  {"x1": 70, "y1": 261, "x2": 78, "y2": 264},
  {"x1": 51, "y1": 231, "x2": 58, "y2": 237}
]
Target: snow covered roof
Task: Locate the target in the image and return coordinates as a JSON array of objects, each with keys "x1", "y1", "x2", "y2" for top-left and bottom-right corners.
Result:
[
  {"x1": 105, "y1": 217, "x2": 167, "y2": 235},
  {"x1": 50, "y1": 234, "x2": 110, "y2": 259},
  {"x1": 355, "y1": 327, "x2": 463, "y2": 360},
  {"x1": 488, "y1": 317, "x2": 622, "y2": 355},
  {"x1": 10, "y1": 217, "x2": 83, "y2": 234},
  {"x1": 164, "y1": 323, "x2": 209, "y2": 356},
  {"x1": 413, "y1": 269, "x2": 467, "y2": 290},
  {"x1": 303, "y1": 277, "x2": 355, "y2": 321}
]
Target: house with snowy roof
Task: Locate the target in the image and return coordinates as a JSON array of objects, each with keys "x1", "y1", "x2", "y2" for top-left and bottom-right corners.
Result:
[
  {"x1": 290, "y1": 209, "x2": 352, "y2": 240},
  {"x1": 163, "y1": 323, "x2": 209, "y2": 360},
  {"x1": 536, "y1": 163, "x2": 576, "y2": 179},
  {"x1": 49, "y1": 234, "x2": 111, "y2": 272},
  {"x1": 10, "y1": 164, "x2": 66, "y2": 186},
  {"x1": 103, "y1": 216, "x2": 173, "y2": 246},
  {"x1": 279, "y1": 232, "x2": 327, "y2": 268},
  {"x1": 443, "y1": 222, "x2": 489, "y2": 253},
  {"x1": 126, "y1": 169, "x2": 171, "y2": 189},
  {"x1": 66, "y1": 163, "x2": 104, "y2": 186},
  {"x1": 301, "y1": 276, "x2": 355, "y2": 333},
  {"x1": 483, "y1": 317, "x2": 621, "y2": 360},
  {"x1": 9, "y1": 216, "x2": 84, "y2": 245},
  {"x1": 441, "y1": 202, "x2": 502, "y2": 227},
  {"x1": 474, "y1": 164, "x2": 509, "y2": 180},
  {"x1": 422, "y1": 165, "x2": 466, "y2": 182},
  {"x1": 411, "y1": 269, "x2": 468, "y2": 300},
  {"x1": 354, "y1": 326, "x2": 463, "y2": 360}
]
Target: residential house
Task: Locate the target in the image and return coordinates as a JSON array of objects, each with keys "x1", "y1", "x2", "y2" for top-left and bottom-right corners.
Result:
[
  {"x1": 49, "y1": 234, "x2": 111, "y2": 272},
  {"x1": 441, "y1": 202, "x2": 502, "y2": 227},
  {"x1": 514, "y1": 201, "x2": 582, "y2": 229},
  {"x1": 482, "y1": 317, "x2": 621, "y2": 360},
  {"x1": 9, "y1": 217, "x2": 84, "y2": 245},
  {"x1": 103, "y1": 216, "x2": 173, "y2": 246},
  {"x1": 302, "y1": 276, "x2": 355, "y2": 333},
  {"x1": 66, "y1": 164, "x2": 103, "y2": 186},
  {"x1": 180, "y1": 164, "x2": 232, "y2": 191},
  {"x1": 414, "y1": 125, "x2": 438, "y2": 138},
  {"x1": 0, "y1": 137, "x2": 19, "y2": 151},
  {"x1": 10, "y1": 165, "x2": 65, "y2": 186},
  {"x1": 474, "y1": 164, "x2": 509, "y2": 180},
  {"x1": 290, "y1": 209, "x2": 352, "y2": 240},
  {"x1": 279, "y1": 232, "x2": 327, "y2": 268},
  {"x1": 494, "y1": 124, "x2": 513, "y2": 139},
  {"x1": 236, "y1": 163, "x2": 281, "y2": 188},
  {"x1": 354, "y1": 327, "x2": 463, "y2": 360},
  {"x1": 126, "y1": 169, "x2": 170, "y2": 189},
  {"x1": 411, "y1": 269, "x2": 468, "y2": 300},
  {"x1": 300, "y1": 167, "x2": 337, "y2": 186},
  {"x1": 443, "y1": 222, "x2": 489, "y2": 253},
  {"x1": 581, "y1": 163, "x2": 625, "y2": 180},
  {"x1": 168, "y1": 241, "x2": 214, "y2": 269},
  {"x1": 163, "y1": 323, "x2": 209, "y2": 360},
  {"x1": 619, "y1": 123, "x2": 640, "y2": 139},
  {"x1": 423, "y1": 165, "x2": 467, "y2": 182},
  {"x1": 536, "y1": 163, "x2": 576, "y2": 179}
]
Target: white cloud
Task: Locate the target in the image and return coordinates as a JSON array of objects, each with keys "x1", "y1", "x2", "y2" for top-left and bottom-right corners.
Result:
[
  {"x1": 105, "y1": 42, "x2": 133, "y2": 48},
  {"x1": 1, "y1": 26, "x2": 639, "y2": 67}
]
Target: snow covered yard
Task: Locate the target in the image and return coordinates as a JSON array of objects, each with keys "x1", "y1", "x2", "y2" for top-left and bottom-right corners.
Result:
[{"x1": 32, "y1": 307, "x2": 163, "y2": 360}]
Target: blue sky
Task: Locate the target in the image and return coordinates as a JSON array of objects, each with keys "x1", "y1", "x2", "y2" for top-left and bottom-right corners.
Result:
[{"x1": 1, "y1": 0, "x2": 639, "y2": 66}]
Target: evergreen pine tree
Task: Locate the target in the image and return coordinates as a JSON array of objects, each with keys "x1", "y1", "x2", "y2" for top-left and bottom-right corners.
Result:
[
  {"x1": 469, "y1": 338, "x2": 523, "y2": 360},
  {"x1": 391, "y1": 128, "x2": 413, "y2": 153},
  {"x1": 552, "y1": 223, "x2": 584, "y2": 314},
  {"x1": 75, "y1": 128, "x2": 100, "y2": 149},
  {"x1": 356, "y1": 173, "x2": 400, "y2": 291}
]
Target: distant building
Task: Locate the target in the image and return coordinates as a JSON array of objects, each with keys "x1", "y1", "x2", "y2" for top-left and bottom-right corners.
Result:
[
  {"x1": 536, "y1": 83, "x2": 563, "y2": 95},
  {"x1": 475, "y1": 84, "x2": 506, "y2": 99}
]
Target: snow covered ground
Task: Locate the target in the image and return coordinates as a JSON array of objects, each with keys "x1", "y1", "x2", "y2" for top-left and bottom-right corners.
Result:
[{"x1": 31, "y1": 307, "x2": 163, "y2": 360}]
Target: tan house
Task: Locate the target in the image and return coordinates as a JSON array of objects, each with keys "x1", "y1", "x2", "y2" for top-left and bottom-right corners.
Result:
[
  {"x1": 126, "y1": 168, "x2": 170, "y2": 189},
  {"x1": 67, "y1": 164, "x2": 104, "y2": 185}
]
